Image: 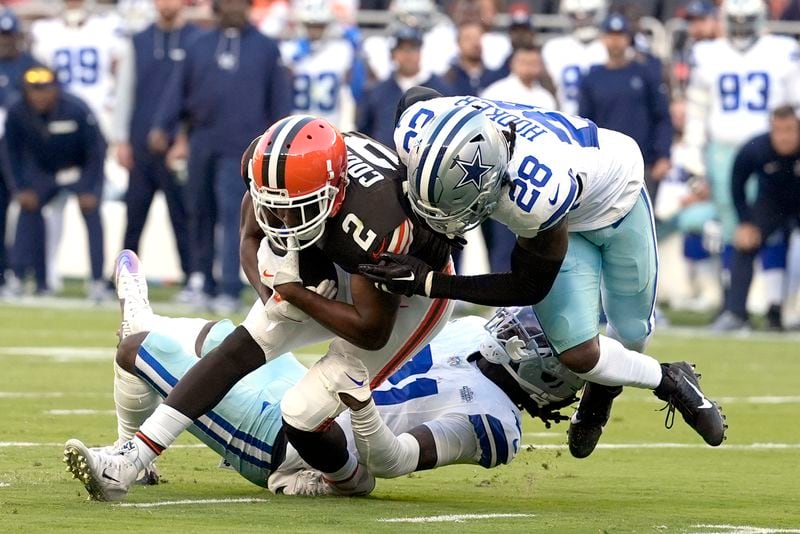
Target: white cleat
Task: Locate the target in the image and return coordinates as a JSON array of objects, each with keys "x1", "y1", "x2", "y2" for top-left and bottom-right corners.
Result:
[
  {"x1": 114, "y1": 250, "x2": 154, "y2": 339},
  {"x1": 275, "y1": 469, "x2": 334, "y2": 497},
  {"x1": 63, "y1": 439, "x2": 139, "y2": 501}
]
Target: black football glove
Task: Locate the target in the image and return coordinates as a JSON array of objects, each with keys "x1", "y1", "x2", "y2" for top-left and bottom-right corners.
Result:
[{"x1": 358, "y1": 253, "x2": 434, "y2": 297}]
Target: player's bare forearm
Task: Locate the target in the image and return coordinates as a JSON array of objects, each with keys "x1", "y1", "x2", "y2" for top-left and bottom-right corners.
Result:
[
  {"x1": 275, "y1": 275, "x2": 399, "y2": 350},
  {"x1": 239, "y1": 193, "x2": 271, "y2": 303}
]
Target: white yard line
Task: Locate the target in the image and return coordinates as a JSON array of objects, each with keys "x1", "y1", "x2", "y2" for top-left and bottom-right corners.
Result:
[
  {"x1": 378, "y1": 513, "x2": 536, "y2": 523},
  {"x1": 0, "y1": 347, "x2": 111, "y2": 360},
  {"x1": 0, "y1": 442, "x2": 204, "y2": 448},
  {"x1": 0, "y1": 482, "x2": 10, "y2": 487},
  {"x1": 523, "y1": 443, "x2": 800, "y2": 451},
  {"x1": 116, "y1": 498, "x2": 269, "y2": 508},
  {"x1": 616, "y1": 395, "x2": 800, "y2": 405},
  {"x1": 0, "y1": 392, "x2": 109, "y2": 398},
  {"x1": 43, "y1": 409, "x2": 116, "y2": 416},
  {"x1": 688, "y1": 524, "x2": 800, "y2": 534}
]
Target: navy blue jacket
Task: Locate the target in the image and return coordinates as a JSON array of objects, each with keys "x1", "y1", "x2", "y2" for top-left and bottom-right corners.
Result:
[
  {"x1": 0, "y1": 52, "x2": 38, "y2": 188},
  {"x1": 357, "y1": 73, "x2": 452, "y2": 147},
  {"x1": 152, "y1": 24, "x2": 292, "y2": 158},
  {"x1": 444, "y1": 62, "x2": 503, "y2": 97},
  {"x1": 0, "y1": 53, "x2": 37, "y2": 112},
  {"x1": 5, "y1": 92, "x2": 106, "y2": 193},
  {"x1": 129, "y1": 22, "x2": 201, "y2": 150},
  {"x1": 578, "y1": 58, "x2": 672, "y2": 166},
  {"x1": 731, "y1": 133, "x2": 800, "y2": 223}
]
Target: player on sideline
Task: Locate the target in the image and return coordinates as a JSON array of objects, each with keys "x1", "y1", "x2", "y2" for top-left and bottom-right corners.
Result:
[
  {"x1": 541, "y1": 0, "x2": 608, "y2": 115},
  {"x1": 65, "y1": 251, "x2": 581, "y2": 500},
  {"x1": 280, "y1": 0, "x2": 355, "y2": 128},
  {"x1": 358, "y1": 88, "x2": 727, "y2": 459},
  {"x1": 61, "y1": 116, "x2": 453, "y2": 501}
]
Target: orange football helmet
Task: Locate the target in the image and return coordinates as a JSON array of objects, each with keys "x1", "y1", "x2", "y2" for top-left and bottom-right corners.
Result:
[{"x1": 244, "y1": 115, "x2": 348, "y2": 251}]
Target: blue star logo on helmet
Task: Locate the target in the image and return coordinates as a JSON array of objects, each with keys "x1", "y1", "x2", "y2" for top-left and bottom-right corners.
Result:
[{"x1": 453, "y1": 147, "x2": 493, "y2": 191}]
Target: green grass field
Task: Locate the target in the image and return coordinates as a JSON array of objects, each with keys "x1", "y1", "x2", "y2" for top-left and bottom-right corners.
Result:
[{"x1": 1, "y1": 301, "x2": 799, "y2": 533}]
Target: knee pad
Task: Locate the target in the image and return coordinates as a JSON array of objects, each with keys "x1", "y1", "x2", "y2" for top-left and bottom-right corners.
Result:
[
  {"x1": 281, "y1": 351, "x2": 371, "y2": 432},
  {"x1": 281, "y1": 368, "x2": 344, "y2": 432}
]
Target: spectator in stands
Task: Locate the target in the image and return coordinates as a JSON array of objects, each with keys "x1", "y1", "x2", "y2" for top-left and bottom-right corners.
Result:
[
  {"x1": 714, "y1": 106, "x2": 800, "y2": 331},
  {"x1": 482, "y1": 43, "x2": 557, "y2": 108},
  {"x1": 671, "y1": 0, "x2": 720, "y2": 95},
  {"x1": 579, "y1": 13, "x2": 673, "y2": 200},
  {"x1": 113, "y1": 0, "x2": 197, "y2": 302},
  {"x1": 357, "y1": 24, "x2": 450, "y2": 147},
  {"x1": 149, "y1": 0, "x2": 292, "y2": 313},
  {"x1": 0, "y1": 9, "x2": 36, "y2": 295},
  {"x1": 494, "y1": 2, "x2": 539, "y2": 79},
  {"x1": 445, "y1": 20, "x2": 502, "y2": 96},
  {"x1": 4, "y1": 67, "x2": 107, "y2": 300},
  {"x1": 477, "y1": 42, "x2": 557, "y2": 272}
]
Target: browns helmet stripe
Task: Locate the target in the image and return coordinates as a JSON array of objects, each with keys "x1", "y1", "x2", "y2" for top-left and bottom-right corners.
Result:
[
  {"x1": 274, "y1": 116, "x2": 316, "y2": 190},
  {"x1": 252, "y1": 115, "x2": 298, "y2": 189},
  {"x1": 265, "y1": 115, "x2": 315, "y2": 190}
]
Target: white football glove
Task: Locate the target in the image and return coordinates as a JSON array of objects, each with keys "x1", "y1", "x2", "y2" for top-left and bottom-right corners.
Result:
[
  {"x1": 264, "y1": 279, "x2": 338, "y2": 323},
  {"x1": 257, "y1": 237, "x2": 302, "y2": 290}
]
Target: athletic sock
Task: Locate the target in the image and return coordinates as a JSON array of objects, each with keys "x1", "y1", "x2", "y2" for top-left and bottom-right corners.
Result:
[
  {"x1": 321, "y1": 452, "x2": 358, "y2": 483},
  {"x1": 130, "y1": 404, "x2": 192, "y2": 471},
  {"x1": 576, "y1": 335, "x2": 663, "y2": 390},
  {"x1": 762, "y1": 268, "x2": 785, "y2": 308},
  {"x1": 113, "y1": 362, "x2": 161, "y2": 444}
]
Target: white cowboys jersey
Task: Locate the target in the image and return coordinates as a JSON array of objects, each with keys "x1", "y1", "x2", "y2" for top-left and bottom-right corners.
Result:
[
  {"x1": 337, "y1": 316, "x2": 522, "y2": 469},
  {"x1": 541, "y1": 35, "x2": 607, "y2": 115},
  {"x1": 280, "y1": 38, "x2": 354, "y2": 128},
  {"x1": 395, "y1": 95, "x2": 644, "y2": 236},
  {"x1": 31, "y1": 14, "x2": 126, "y2": 121},
  {"x1": 688, "y1": 35, "x2": 800, "y2": 146}
]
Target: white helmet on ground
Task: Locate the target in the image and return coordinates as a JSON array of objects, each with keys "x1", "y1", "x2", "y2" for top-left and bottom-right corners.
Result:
[
  {"x1": 480, "y1": 307, "x2": 585, "y2": 408},
  {"x1": 722, "y1": 0, "x2": 766, "y2": 50},
  {"x1": 405, "y1": 105, "x2": 510, "y2": 237}
]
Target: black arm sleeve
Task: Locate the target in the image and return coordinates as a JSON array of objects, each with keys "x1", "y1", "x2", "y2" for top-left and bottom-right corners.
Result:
[
  {"x1": 395, "y1": 86, "x2": 445, "y2": 124},
  {"x1": 427, "y1": 242, "x2": 563, "y2": 306}
]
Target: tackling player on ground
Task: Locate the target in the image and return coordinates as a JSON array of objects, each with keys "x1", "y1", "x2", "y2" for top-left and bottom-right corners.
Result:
[
  {"x1": 65, "y1": 251, "x2": 580, "y2": 499},
  {"x1": 359, "y1": 87, "x2": 727, "y2": 458},
  {"x1": 63, "y1": 116, "x2": 453, "y2": 500}
]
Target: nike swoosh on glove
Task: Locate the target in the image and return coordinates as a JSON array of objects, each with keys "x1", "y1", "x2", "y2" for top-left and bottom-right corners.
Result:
[
  {"x1": 265, "y1": 279, "x2": 338, "y2": 323},
  {"x1": 358, "y1": 253, "x2": 433, "y2": 297},
  {"x1": 257, "y1": 236, "x2": 302, "y2": 289}
]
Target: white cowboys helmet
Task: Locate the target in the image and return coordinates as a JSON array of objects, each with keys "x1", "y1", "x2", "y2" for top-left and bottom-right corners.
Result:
[
  {"x1": 406, "y1": 105, "x2": 510, "y2": 237},
  {"x1": 293, "y1": 0, "x2": 334, "y2": 26},
  {"x1": 480, "y1": 307, "x2": 585, "y2": 408},
  {"x1": 722, "y1": 0, "x2": 766, "y2": 51},
  {"x1": 560, "y1": 0, "x2": 607, "y2": 42}
]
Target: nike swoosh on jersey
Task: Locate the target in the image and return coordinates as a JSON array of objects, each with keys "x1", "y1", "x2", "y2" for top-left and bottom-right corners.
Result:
[
  {"x1": 683, "y1": 376, "x2": 713, "y2": 409},
  {"x1": 262, "y1": 270, "x2": 274, "y2": 278},
  {"x1": 548, "y1": 184, "x2": 560, "y2": 206}
]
